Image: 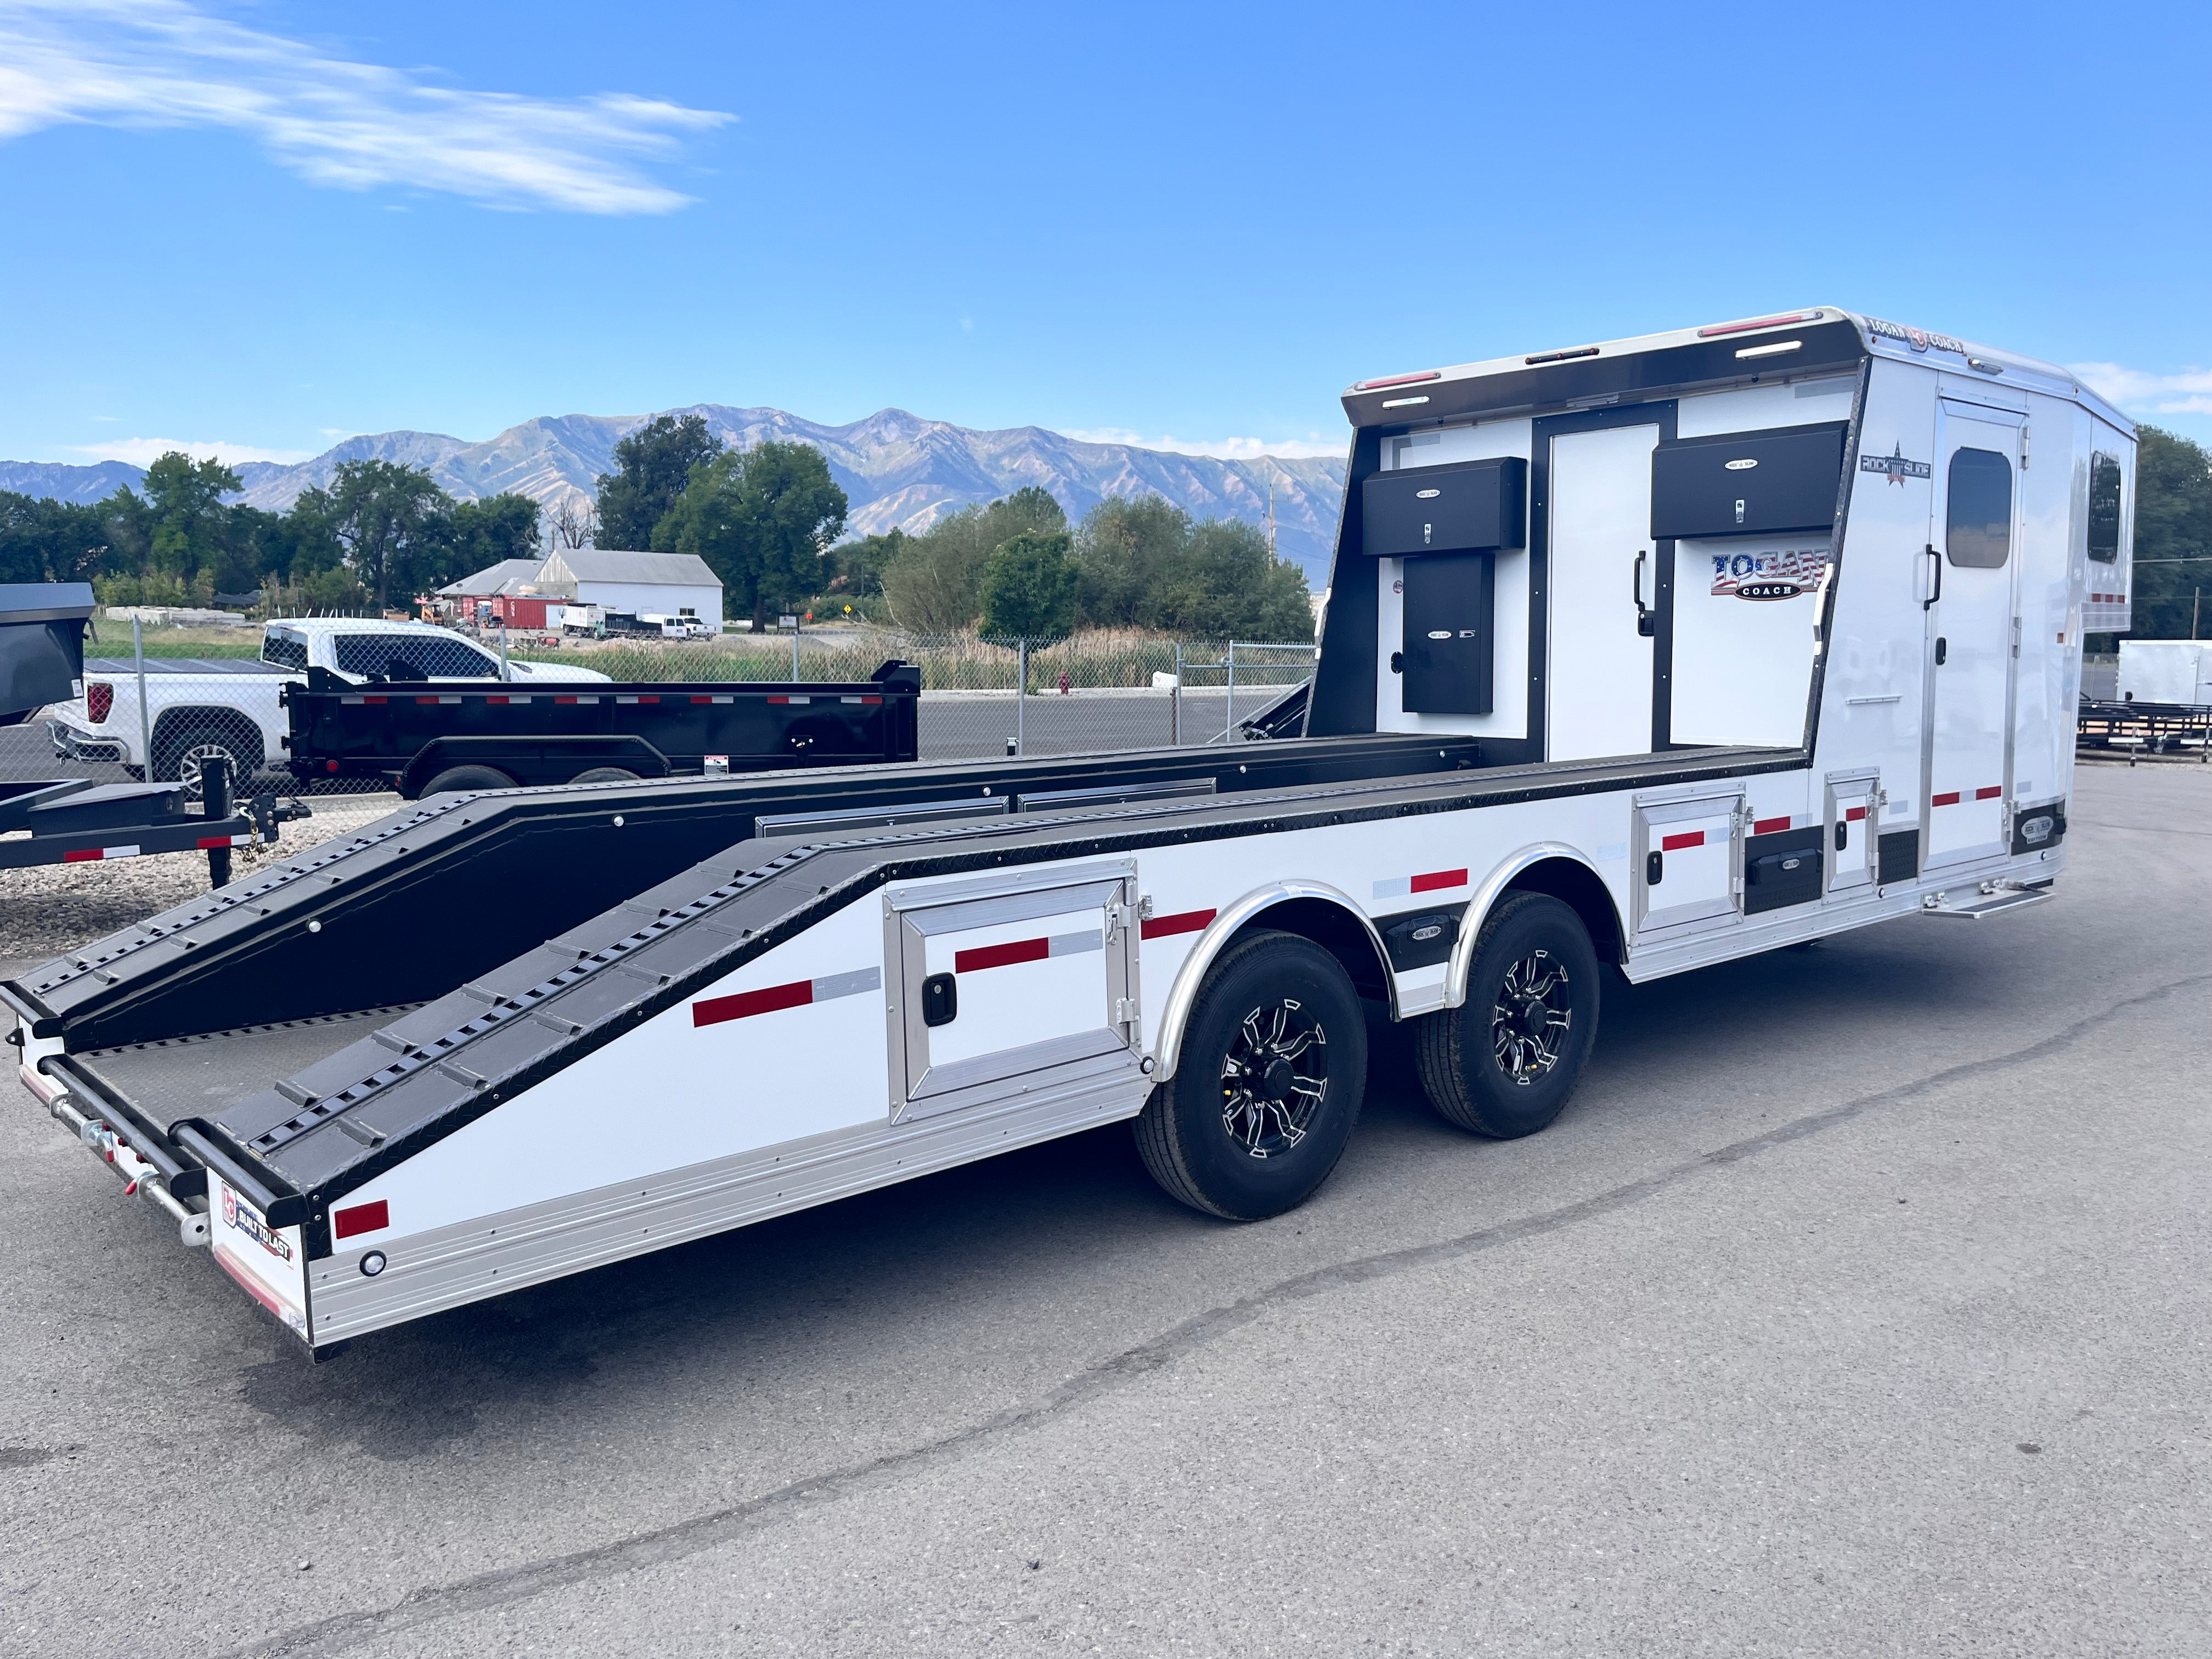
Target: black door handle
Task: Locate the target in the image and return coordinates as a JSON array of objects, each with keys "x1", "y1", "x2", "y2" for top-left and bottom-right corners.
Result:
[
  {"x1": 921, "y1": 972, "x2": 957, "y2": 1027},
  {"x1": 1645, "y1": 850, "x2": 1663, "y2": 884},
  {"x1": 1633, "y1": 550, "x2": 1655, "y2": 636},
  {"x1": 1835, "y1": 820, "x2": 1848, "y2": 853},
  {"x1": 1935, "y1": 636, "x2": 1948, "y2": 666},
  {"x1": 1390, "y1": 651, "x2": 1403, "y2": 674}
]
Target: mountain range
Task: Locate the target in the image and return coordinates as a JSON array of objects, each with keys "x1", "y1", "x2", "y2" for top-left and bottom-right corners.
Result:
[{"x1": 2, "y1": 408, "x2": 1351, "y2": 583}]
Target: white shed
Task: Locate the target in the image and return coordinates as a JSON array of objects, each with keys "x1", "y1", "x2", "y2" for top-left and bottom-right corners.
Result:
[{"x1": 535, "y1": 549, "x2": 723, "y2": 632}]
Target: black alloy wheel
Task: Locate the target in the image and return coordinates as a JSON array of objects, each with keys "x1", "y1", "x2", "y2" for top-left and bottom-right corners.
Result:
[
  {"x1": 1135, "y1": 929, "x2": 1367, "y2": 1220},
  {"x1": 1416, "y1": 892, "x2": 1601, "y2": 1138}
]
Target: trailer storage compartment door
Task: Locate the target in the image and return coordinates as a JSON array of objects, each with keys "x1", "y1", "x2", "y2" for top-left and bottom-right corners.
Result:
[
  {"x1": 1632, "y1": 789, "x2": 1742, "y2": 937},
  {"x1": 885, "y1": 861, "x2": 1140, "y2": 1123},
  {"x1": 1825, "y1": 772, "x2": 1878, "y2": 895}
]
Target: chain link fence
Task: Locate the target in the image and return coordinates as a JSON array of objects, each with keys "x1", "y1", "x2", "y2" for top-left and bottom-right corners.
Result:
[{"x1": 1, "y1": 616, "x2": 1317, "y2": 800}]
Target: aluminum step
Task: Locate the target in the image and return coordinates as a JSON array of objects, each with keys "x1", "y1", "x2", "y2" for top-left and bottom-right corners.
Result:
[{"x1": 1921, "y1": 885, "x2": 2052, "y2": 920}]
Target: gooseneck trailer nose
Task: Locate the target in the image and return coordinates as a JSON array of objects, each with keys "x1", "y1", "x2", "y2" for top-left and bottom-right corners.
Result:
[{"x1": 7, "y1": 309, "x2": 2132, "y2": 1357}]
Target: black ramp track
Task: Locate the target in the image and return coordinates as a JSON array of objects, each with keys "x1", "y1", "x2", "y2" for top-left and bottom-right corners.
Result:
[{"x1": 2, "y1": 733, "x2": 1494, "y2": 1052}]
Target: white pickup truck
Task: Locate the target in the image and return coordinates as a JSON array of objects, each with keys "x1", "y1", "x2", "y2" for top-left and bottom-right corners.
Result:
[{"x1": 48, "y1": 617, "x2": 607, "y2": 793}]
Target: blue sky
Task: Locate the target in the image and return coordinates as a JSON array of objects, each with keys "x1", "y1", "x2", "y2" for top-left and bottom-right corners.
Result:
[{"x1": 2, "y1": 0, "x2": 2208, "y2": 469}]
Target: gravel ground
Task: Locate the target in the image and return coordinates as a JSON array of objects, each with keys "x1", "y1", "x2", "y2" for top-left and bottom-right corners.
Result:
[{"x1": 0, "y1": 794, "x2": 407, "y2": 962}]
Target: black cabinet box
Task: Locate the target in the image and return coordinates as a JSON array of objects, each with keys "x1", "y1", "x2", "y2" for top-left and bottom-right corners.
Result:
[
  {"x1": 1363, "y1": 456, "x2": 1527, "y2": 557},
  {"x1": 1400, "y1": 551, "x2": 1494, "y2": 716},
  {"x1": 1650, "y1": 423, "x2": 1845, "y2": 540}
]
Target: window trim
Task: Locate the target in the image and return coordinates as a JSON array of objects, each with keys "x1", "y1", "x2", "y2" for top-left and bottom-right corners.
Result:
[{"x1": 2087, "y1": 450, "x2": 2123, "y2": 565}]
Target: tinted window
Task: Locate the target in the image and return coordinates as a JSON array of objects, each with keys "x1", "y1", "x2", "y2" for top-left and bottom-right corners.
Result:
[
  {"x1": 2087, "y1": 451, "x2": 2123, "y2": 563},
  {"x1": 334, "y1": 633, "x2": 498, "y2": 679},
  {"x1": 262, "y1": 630, "x2": 307, "y2": 670},
  {"x1": 1945, "y1": 447, "x2": 2013, "y2": 568}
]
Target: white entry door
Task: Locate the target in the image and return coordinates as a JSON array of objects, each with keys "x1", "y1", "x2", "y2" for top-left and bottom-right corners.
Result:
[
  {"x1": 1923, "y1": 407, "x2": 2021, "y2": 871},
  {"x1": 1549, "y1": 423, "x2": 1659, "y2": 760}
]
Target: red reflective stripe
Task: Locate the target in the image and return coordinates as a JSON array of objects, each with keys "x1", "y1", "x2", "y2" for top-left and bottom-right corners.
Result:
[
  {"x1": 859, "y1": 695, "x2": 882, "y2": 704},
  {"x1": 1844, "y1": 806, "x2": 1869, "y2": 822},
  {"x1": 692, "y1": 978, "x2": 814, "y2": 1028},
  {"x1": 1354, "y1": 370, "x2": 1441, "y2": 390},
  {"x1": 487, "y1": 695, "x2": 511, "y2": 704},
  {"x1": 416, "y1": 696, "x2": 441, "y2": 704},
  {"x1": 1932, "y1": 791, "x2": 1961, "y2": 807},
  {"x1": 333, "y1": 1200, "x2": 388, "y2": 1240},
  {"x1": 639, "y1": 696, "x2": 659, "y2": 704},
  {"x1": 766, "y1": 695, "x2": 790, "y2": 704},
  {"x1": 1409, "y1": 867, "x2": 1468, "y2": 893},
  {"x1": 1142, "y1": 907, "x2": 1216, "y2": 940},
  {"x1": 691, "y1": 695, "x2": 712, "y2": 703},
  {"x1": 362, "y1": 695, "x2": 387, "y2": 705},
  {"x1": 1752, "y1": 815, "x2": 1792, "y2": 836},
  {"x1": 955, "y1": 936, "x2": 1050, "y2": 974},
  {"x1": 212, "y1": 1247, "x2": 288, "y2": 1318},
  {"x1": 556, "y1": 695, "x2": 578, "y2": 704},
  {"x1": 1661, "y1": 831, "x2": 1705, "y2": 851},
  {"x1": 62, "y1": 848, "x2": 103, "y2": 862},
  {"x1": 1697, "y1": 311, "x2": 1820, "y2": 337},
  {"x1": 196, "y1": 835, "x2": 246, "y2": 849},
  {"x1": 1975, "y1": 786, "x2": 2003, "y2": 800}
]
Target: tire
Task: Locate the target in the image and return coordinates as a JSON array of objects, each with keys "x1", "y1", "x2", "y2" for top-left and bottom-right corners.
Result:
[
  {"x1": 568, "y1": 766, "x2": 641, "y2": 785},
  {"x1": 1415, "y1": 892, "x2": 1600, "y2": 1139},
  {"x1": 151, "y1": 714, "x2": 263, "y2": 800},
  {"x1": 419, "y1": 764, "x2": 517, "y2": 798},
  {"x1": 1134, "y1": 929, "x2": 1368, "y2": 1220}
]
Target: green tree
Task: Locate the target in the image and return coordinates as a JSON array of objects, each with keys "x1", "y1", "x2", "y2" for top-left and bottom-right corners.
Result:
[
  {"x1": 979, "y1": 529, "x2": 1079, "y2": 643},
  {"x1": 448, "y1": 493, "x2": 545, "y2": 573},
  {"x1": 0, "y1": 492, "x2": 114, "y2": 584},
  {"x1": 830, "y1": 528, "x2": 904, "y2": 600},
  {"x1": 1072, "y1": 495, "x2": 1188, "y2": 627},
  {"x1": 881, "y1": 487, "x2": 1069, "y2": 634},
  {"x1": 595, "y1": 414, "x2": 723, "y2": 550},
  {"x1": 141, "y1": 452, "x2": 241, "y2": 589},
  {"x1": 2124, "y1": 426, "x2": 2212, "y2": 642},
  {"x1": 300, "y1": 459, "x2": 456, "y2": 608},
  {"x1": 659, "y1": 439, "x2": 849, "y2": 631},
  {"x1": 1150, "y1": 517, "x2": 1314, "y2": 639}
]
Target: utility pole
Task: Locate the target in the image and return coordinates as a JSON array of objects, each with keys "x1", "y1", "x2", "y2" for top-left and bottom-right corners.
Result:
[
  {"x1": 2194, "y1": 587, "x2": 2202, "y2": 641},
  {"x1": 1267, "y1": 478, "x2": 1276, "y2": 560}
]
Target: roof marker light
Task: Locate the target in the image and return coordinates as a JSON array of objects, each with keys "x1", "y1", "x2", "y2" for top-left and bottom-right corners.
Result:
[
  {"x1": 1354, "y1": 370, "x2": 1442, "y2": 391},
  {"x1": 1735, "y1": 340, "x2": 1803, "y2": 359},
  {"x1": 1526, "y1": 346, "x2": 1600, "y2": 365},
  {"x1": 1699, "y1": 311, "x2": 1822, "y2": 337}
]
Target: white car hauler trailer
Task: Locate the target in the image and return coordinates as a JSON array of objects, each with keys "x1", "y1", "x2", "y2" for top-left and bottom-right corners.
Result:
[{"x1": 7, "y1": 308, "x2": 2134, "y2": 1358}]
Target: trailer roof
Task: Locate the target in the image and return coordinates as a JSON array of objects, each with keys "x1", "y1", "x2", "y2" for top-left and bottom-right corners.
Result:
[{"x1": 1339, "y1": 308, "x2": 2133, "y2": 436}]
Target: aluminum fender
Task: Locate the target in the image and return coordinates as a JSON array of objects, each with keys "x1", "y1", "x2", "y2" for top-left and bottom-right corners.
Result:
[
  {"x1": 1444, "y1": 843, "x2": 1615, "y2": 1011},
  {"x1": 1150, "y1": 880, "x2": 1393, "y2": 1085}
]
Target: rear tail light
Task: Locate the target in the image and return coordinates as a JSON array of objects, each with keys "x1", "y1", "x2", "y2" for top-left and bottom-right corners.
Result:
[{"x1": 86, "y1": 681, "x2": 114, "y2": 723}]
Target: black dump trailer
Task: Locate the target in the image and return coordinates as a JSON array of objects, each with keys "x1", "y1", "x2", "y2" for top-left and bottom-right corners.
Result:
[{"x1": 283, "y1": 659, "x2": 924, "y2": 798}]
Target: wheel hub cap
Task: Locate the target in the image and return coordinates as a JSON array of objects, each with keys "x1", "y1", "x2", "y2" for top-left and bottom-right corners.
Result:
[
  {"x1": 1220, "y1": 998, "x2": 1327, "y2": 1159},
  {"x1": 1491, "y1": 949, "x2": 1571, "y2": 1087}
]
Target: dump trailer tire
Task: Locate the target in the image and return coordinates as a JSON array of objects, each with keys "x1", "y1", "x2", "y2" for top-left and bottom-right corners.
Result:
[
  {"x1": 1416, "y1": 892, "x2": 1600, "y2": 1139},
  {"x1": 569, "y1": 766, "x2": 642, "y2": 785},
  {"x1": 1135, "y1": 929, "x2": 1367, "y2": 1221},
  {"x1": 419, "y1": 764, "x2": 518, "y2": 797}
]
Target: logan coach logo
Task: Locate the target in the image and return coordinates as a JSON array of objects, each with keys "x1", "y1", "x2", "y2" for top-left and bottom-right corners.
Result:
[{"x1": 221, "y1": 1185, "x2": 294, "y2": 1262}]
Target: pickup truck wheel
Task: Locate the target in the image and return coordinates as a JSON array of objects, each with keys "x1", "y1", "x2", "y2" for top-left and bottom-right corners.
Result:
[
  {"x1": 569, "y1": 766, "x2": 641, "y2": 785},
  {"x1": 1415, "y1": 893, "x2": 1600, "y2": 1139},
  {"x1": 420, "y1": 764, "x2": 517, "y2": 797},
  {"x1": 1135, "y1": 930, "x2": 1367, "y2": 1221},
  {"x1": 152, "y1": 715, "x2": 263, "y2": 800}
]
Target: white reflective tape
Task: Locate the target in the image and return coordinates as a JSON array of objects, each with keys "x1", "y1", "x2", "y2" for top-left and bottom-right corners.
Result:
[
  {"x1": 1046, "y1": 930, "x2": 1104, "y2": 958},
  {"x1": 810, "y1": 967, "x2": 882, "y2": 1002},
  {"x1": 1372, "y1": 876, "x2": 1412, "y2": 900}
]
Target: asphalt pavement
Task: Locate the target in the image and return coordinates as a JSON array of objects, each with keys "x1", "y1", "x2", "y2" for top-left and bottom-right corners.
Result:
[{"x1": 3, "y1": 760, "x2": 2208, "y2": 1658}]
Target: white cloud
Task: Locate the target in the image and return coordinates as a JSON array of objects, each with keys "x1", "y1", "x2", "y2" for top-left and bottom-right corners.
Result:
[
  {"x1": 0, "y1": 1, "x2": 732, "y2": 214},
  {"x1": 1063, "y1": 427, "x2": 1346, "y2": 461},
  {"x1": 72, "y1": 437, "x2": 314, "y2": 466},
  {"x1": 2069, "y1": 362, "x2": 2212, "y2": 416}
]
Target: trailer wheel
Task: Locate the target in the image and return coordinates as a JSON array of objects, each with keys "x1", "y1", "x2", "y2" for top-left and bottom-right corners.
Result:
[
  {"x1": 1135, "y1": 929, "x2": 1367, "y2": 1220},
  {"x1": 569, "y1": 766, "x2": 641, "y2": 785},
  {"x1": 1416, "y1": 893, "x2": 1600, "y2": 1139},
  {"x1": 419, "y1": 764, "x2": 517, "y2": 797}
]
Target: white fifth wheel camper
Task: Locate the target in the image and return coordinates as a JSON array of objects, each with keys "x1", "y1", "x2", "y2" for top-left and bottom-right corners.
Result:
[{"x1": 8, "y1": 308, "x2": 2133, "y2": 1357}]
